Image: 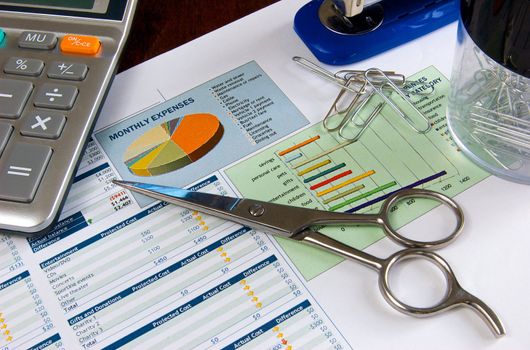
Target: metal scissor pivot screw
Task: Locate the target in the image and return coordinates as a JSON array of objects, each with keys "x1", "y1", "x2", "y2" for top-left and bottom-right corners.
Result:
[{"x1": 249, "y1": 203, "x2": 265, "y2": 217}]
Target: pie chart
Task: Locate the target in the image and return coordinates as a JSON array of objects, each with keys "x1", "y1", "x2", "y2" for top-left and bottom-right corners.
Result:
[{"x1": 124, "y1": 113, "x2": 224, "y2": 176}]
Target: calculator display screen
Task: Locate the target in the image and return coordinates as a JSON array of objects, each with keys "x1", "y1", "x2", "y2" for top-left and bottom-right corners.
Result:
[{"x1": 0, "y1": 0, "x2": 126, "y2": 19}]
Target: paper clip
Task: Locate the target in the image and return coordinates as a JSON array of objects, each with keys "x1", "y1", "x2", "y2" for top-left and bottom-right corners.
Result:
[
  {"x1": 292, "y1": 56, "x2": 402, "y2": 92},
  {"x1": 338, "y1": 94, "x2": 385, "y2": 142},
  {"x1": 336, "y1": 69, "x2": 406, "y2": 86},
  {"x1": 322, "y1": 77, "x2": 367, "y2": 132},
  {"x1": 337, "y1": 69, "x2": 436, "y2": 97},
  {"x1": 292, "y1": 56, "x2": 363, "y2": 93},
  {"x1": 364, "y1": 68, "x2": 431, "y2": 133},
  {"x1": 469, "y1": 105, "x2": 530, "y2": 154},
  {"x1": 468, "y1": 133, "x2": 524, "y2": 171}
]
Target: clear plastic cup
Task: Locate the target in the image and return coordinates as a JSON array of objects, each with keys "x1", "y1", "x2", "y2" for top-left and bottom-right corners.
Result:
[{"x1": 447, "y1": 1, "x2": 530, "y2": 183}]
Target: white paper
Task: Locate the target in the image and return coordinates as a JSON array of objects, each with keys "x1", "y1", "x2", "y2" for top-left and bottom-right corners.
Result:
[{"x1": 2, "y1": 1, "x2": 529, "y2": 349}]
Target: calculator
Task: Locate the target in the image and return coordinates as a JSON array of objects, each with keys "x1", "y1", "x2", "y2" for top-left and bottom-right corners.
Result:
[{"x1": 0, "y1": 0, "x2": 138, "y2": 236}]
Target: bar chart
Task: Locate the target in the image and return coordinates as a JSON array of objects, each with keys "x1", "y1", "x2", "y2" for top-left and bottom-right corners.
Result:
[{"x1": 225, "y1": 66, "x2": 490, "y2": 279}]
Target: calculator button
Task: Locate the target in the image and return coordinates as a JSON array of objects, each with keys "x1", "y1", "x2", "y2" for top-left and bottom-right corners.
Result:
[
  {"x1": 0, "y1": 122, "x2": 13, "y2": 156},
  {"x1": 4, "y1": 57, "x2": 44, "y2": 77},
  {"x1": 20, "y1": 111, "x2": 66, "y2": 139},
  {"x1": 18, "y1": 31, "x2": 57, "y2": 50},
  {"x1": 0, "y1": 79, "x2": 33, "y2": 119},
  {"x1": 0, "y1": 143, "x2": 52, "y2": 203},
  {"x1": 33, "y1": 83, "x2": 78, "y2": 110},
  {"x1": 47, "y1": 61, "x2": 88, "y2": 81},
  {"x1": 60, "y1": 34, "x2": 101, "y2": 55}
]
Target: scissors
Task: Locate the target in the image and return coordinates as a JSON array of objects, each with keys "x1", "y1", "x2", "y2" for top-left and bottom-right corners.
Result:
[{"x1": 114, "y1": 180, "x2": 505, "y2": 337}]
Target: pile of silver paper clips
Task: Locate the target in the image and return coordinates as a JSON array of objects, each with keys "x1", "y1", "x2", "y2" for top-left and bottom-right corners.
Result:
[
  {"x1": 293, "y1": 56, "x2": 433, "y2": 142},
  {"x1": 448, "y1": 47, "x2": 530, "y2": 170}
]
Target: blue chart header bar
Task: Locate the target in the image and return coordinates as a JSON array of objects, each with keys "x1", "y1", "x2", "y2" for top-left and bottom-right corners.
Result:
[
  {"x1": 73, "y1": 162, "x2": 110, "y2": 184},
  {"x1": 0, "y1": 270, "x2": 29, "y2": 291},
  {"x1": 188, "y1": 175, "x2": 219, "y2": 192},
  {"x1": 27, "y1": 333, "x2": 62, "y2": 350}
]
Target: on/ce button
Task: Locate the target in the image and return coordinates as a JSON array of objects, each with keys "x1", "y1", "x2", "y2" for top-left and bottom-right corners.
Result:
[{"x1": 60, "y1": 34, "x2": 101, "y2": 55}]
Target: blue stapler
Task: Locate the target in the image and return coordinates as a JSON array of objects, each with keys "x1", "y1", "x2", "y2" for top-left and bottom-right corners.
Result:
[{"x1": 294, "y1": 0, "x2": 458, "y2": 65}]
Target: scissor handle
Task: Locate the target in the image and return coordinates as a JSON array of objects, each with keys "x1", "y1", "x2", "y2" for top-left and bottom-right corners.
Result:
[
  {"x1": 378, "y1": 188, "x2": 465, "y2": 249},
  {"x1": 296, "y1": 230, "x2": 505, "y2": 337},
  {"x1": 379, "y1": 249, "x2": 505, "y2": 337}
]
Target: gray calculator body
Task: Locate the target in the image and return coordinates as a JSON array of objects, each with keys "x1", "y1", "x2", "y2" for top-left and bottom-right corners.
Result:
[{"x1": 0, "y1": 0, "x2": 137, "y2": 236}]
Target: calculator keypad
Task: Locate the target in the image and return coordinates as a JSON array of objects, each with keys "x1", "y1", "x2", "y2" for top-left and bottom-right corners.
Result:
[
  {"x1": 0, "y1": 30, "x2": 89, "y2": 205},
  {"x1": 0, "y1": 28, "x2": 96, "y2": 206},
  {"x1": 0, "y1": 142, "x2": 52, "y2": 203},
  {"x1": 0, "y1": 78, "x2": 33, "y2": 118},
  {"x1": 0, "y1": 0, "x2": 130, "y2": 236}
]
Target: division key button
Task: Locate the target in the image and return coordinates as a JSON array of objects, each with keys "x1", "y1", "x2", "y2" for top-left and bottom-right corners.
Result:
[
  {"x1": 34, "y1": 83, "x2": 78, "y2": 110},
  {"x1": 0, "y1": 143, "x2": 52, "y2": 203}
]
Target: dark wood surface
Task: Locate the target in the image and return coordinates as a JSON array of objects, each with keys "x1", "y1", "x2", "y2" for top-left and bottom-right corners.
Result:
[{"x1": 118, "y1": 0, "x2": 279, "y2": 72}]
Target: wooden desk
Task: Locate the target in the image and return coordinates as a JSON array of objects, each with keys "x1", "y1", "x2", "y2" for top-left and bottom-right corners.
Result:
[{"x1": 118, "y1": 0, "x2": 279, "y2": 72}]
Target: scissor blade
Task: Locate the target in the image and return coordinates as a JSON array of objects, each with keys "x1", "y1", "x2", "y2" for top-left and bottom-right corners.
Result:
[
  {"x1": 114, "y1": 180, "x2": 362, "y2": 238},
  {"x1": 114, "y1": 180, "x2": 311, "y2": 237},
  {"x1": 113, "y1": 180, "x2": 243, "y2": 215}
]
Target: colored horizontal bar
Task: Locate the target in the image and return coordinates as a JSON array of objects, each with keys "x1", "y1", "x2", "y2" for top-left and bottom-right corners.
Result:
[
  {"x1": 329, "y1": 181, "x2": 397, "y2": 211},
  {"x1": 303, "y1": 163, "x2": 346, "y2": 183},
  {"x1": 292, "y1": 140, "x2": 352, "y2": 169},
  {"x1": 298, "y1": 159, "x2": 331, "y2": 176},
  {"x1": 345, "y1": 170, "x2": 448, "y2": 213},
  {"x1": 317, "y1": 170, "x2": 375, "y2": 197},
  {"x1": 278, "y1": 135, "x2": 320, "y2": 156},
  {"x1": 284, "y1": 153, "x2": 302, "y2": 163},
  {"x1": 310, "y1": 170, "x2": 352, "y2": 190},
  {"x1": 322, "y1": 185, "x2": 365, "y2": 204}
]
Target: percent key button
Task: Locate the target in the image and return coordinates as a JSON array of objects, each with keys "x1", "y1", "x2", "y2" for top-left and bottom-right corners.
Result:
[
  {"x1": 4, "y1": 57, "x2": 44, "y2": 77},
  {"x1": 34, "y1": 83, "x2": 78, "y2": 110}
]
